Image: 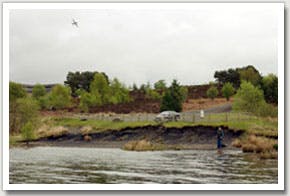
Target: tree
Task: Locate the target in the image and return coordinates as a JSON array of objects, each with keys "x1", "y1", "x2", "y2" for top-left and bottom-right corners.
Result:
[
  {"x1": 32, "y1": 84, "x2": 46, "y2": 99},
  {"x1": 9, "y1": 82, "x2": 28, "y2": 134},
  {"x1": 261, "y1": 74, "x2": 278, "y2": 104},
  {"x1": 90, "y1": 73, "x2": 111, "y2": 105},
  {"x1": 160, "y1": 90, "x2": 175, "y2": 112},
  {"x1": 109, "y1": 78, "x2": 131, "y2": 104},
  {"x1": 180, "y1": 86, "x2": 188, "y2": 102},
  {"x1": 48, "y1": 84, "x2": 72, "y2": 109},
  {"x1": 64, "y1": 71, "x2": 109, "y2": 96},
  {"x1": 154, "y1": 80, "x2": 167, "y2": 91},
  {"x1": 132, "y1": 83, "x2": 138, "y2": 91},
  {"x1": 10, "y1": 97, "x2": 39, "y2": 134},
  {"x1": 238, "y1": 65, "x2": 262, "y2": 86},
  {"x1": 21, "y1": 121, "x2": 35, "y2": 146},
  {"x1": 160, "y1": 80, "x2": 183, "y2": 112},
  {"x1": 221, "y1": 82, "x2": 235, "y2": 101},
  {"x1": 79, "y1": 91, "x2": 101, "y2": 112},
  {"x1": 206, "y1": 85, "x2": 219, "y2": 100},
  {"x1": 214, "y1": 68, "x2": 240, "y2": 89},
  {"x1": 9, "y1": 82, "x2": 27, "y2": 102},
  {"x1": 233, "y1": 81, "x2": 265, "y2": 114}
]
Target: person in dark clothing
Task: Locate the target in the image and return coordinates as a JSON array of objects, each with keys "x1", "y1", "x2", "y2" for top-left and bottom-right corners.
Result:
[{"x1": 217, "y1": 127, "x2": 224, "y2": 149}]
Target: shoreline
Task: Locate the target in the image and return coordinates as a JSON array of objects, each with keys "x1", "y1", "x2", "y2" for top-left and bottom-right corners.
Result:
[{"x1": 13, "y1": 124, "x2": 244, "y2": 151}]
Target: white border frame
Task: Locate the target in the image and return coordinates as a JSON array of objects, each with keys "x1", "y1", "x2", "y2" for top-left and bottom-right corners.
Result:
[{"x1": 2, "y1": 2, "x2": 284, "y2": 190}]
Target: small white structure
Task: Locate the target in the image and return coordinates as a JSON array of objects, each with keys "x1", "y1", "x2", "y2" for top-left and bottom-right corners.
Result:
[{"x1": 200, "y1": 110, "x2": 204, "y2": 118}]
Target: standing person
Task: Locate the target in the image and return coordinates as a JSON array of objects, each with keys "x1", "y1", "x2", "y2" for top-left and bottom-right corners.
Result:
[{"x1": 217, "y1": 127, "x2": 224, "y2": 149}]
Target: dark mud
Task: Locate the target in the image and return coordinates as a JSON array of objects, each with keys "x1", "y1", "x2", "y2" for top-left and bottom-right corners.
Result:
[{"x1": 29, "y1": 125, "x2": 245, "y2": 149}]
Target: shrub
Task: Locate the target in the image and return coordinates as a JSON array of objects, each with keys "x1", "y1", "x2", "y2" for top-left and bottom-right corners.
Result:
[
  {"x1": 233, "y1": 81, "x2": 265, "y2": 114},
  {"x1": 10, "y1": 97, "x2": 39, "y2": 134},
  {"x1": 48, "y1": 84, "x2": 72, "y2": 109},
  {"x1": 9, "y1": 82, "x2": 27, "y2": 103},
  {"x1": 21, "y1": 121, "x2": 35, "y2": 145},
  {"x1": 79, "y1": 91, "x2": 101, "y2": 112},
  {"x1": 206, "y1": 85, "x2": 218, "y2": 100},
  {"x1": 109, "y1": 78, "x2": 131, "y2": 104},
  {"x1": 256, "y1": 102, "x2": 278, "y2": 117},
  {"x1": 145, "y1": 88, "x2": 162, "y2": 100},
  {"x1": 32, "y1": 84, "x2": 46, "y2": 99},
  {"x1": 221, "y1": 82, "x2": 235, "y2": 101}
]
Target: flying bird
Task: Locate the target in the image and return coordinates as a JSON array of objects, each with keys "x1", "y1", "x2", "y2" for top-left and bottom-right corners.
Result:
[{"x1": 72, "y1": 19, "x2": 79, "y2": 28}]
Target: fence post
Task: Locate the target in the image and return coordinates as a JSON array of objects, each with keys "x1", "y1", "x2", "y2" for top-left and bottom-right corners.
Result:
[
  {"x1": 192, "y1": 113, "x2": 195, "y2": 123},
  {"x1": 226, "y1": 112, "x2": 228, "y2": 122}
]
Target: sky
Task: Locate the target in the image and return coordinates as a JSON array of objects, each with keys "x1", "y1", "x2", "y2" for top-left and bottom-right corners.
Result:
[{"x1": 9, "y1": 4, "x2": 280, "y2": 87}]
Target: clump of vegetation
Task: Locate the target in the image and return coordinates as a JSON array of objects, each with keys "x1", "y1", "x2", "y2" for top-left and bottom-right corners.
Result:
[
  {"x1": 231, "y1": 139, "x2": 242, "y2": 148},
  {"x1": 47, "y1": 84, "x2": 72, "y2": 109},
  {"x1": 261, "y1": 74, "x2": 278, "y2": 104},
  {"x1": 214, "y1": 68, "x2": 241, "y2": 89},
  {"x1": 80, "y1": 126, "x2": 93, "y2": 135},
  {"x1": 206, "y1": 84, "x2": 219, "y2": 100},
  {"x1": 123, "y1": 139, "x2": 169, "y2": 151},
  {"x1": 109, "y1": 78, "x2": 131, "y2": 104},
  {"x1": 221, "y1": 82, "x2": 235, "y2": 101},
  {"x1": 77, "y1": 74, "x2": 131, "y2": 112},
  {"x1": 233, "y1": 81, "x2": 277, "y2": 117},
  {"x1": 160, "y1": 79, "x2": 186, "y2": 112},
  {"x1": 64, "y1": 71, "x2": 109, "y2": 96},
  {"x1": 37, "y1": 125, "x2": 69, "y2": 138},
  {"x1": 32, "y1": 84, "x2": 46, "y2": 99},
  {"x1": 79, "y1": 90, "x2": 100, "y2": 112},
  {"x1": 239, "y1": 135, "x2": 277, "y2": 159},
  {"x1": 10, "y1": 96, "x2": 40, "y2": 134},
  {"x1": 21, "y1": 121, "x2": 35, "y2": 146},
  {"x1": 9, "y1": 82, "x2": 27, "y2": 102},
  {"x1": 237, "y1": 65, "x2": 262, "y2": 86}
]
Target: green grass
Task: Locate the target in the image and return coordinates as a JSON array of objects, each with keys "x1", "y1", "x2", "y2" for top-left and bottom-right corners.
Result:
[
  {"x1": 9, "y1": 135, "x2": 23, "y2": 146},
  {"x1": 53, "y1": 117, "x2": 157, "y2": 132},
  {"x1": 51, "y1": 111, "x2": 277, "y2": 137}
]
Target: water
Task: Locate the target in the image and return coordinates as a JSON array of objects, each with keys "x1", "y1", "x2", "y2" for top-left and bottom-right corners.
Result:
[{"x1": 10, "y1": 147, "x2": 278, "y2": 184}]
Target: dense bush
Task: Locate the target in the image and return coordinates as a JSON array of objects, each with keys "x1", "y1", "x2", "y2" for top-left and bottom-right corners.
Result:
[{"x1": 221, "y1": 82, "x2": 235, "y2": 101}]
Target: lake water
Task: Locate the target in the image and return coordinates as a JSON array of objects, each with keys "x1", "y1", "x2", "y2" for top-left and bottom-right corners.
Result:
[{"x1": 10, "y1": 147, "x2": 278, "y2": 184}]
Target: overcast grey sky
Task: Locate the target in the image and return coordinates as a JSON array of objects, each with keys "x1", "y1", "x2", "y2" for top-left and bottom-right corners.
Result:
[{"x1": 9, "y1": 4, "x2": 280, "y2": 86}]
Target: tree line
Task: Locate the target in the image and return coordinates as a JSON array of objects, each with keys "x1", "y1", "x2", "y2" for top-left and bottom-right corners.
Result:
[{"x1": 207, "y1": 65, "x2": 278, "y2": 117}]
